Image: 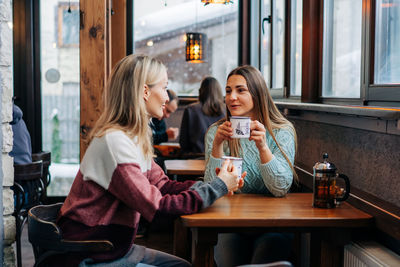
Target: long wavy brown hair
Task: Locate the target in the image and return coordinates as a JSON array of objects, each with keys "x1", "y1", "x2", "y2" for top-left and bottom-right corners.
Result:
[
  {"x1": 222, "y1": 65, "x2": 298, "y2": 181},
  {"x1": 199, "y1": 77, "x2": 224, "y2": 116},
  {"x1": 87, "y1": 54, "x2": 167, "y2": 160}
]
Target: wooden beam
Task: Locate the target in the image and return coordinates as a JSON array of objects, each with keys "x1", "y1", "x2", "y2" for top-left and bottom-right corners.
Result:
[
  {"x1": 80, "y1": 0, "x2": 112, "y2": 160},
  {"x1": 301, "y1": 0, "x2": 321, "y2": 103},
  {"x1": 111, "y1": 0, "x2": 127, "y2": 68},
  {"x1": 239, "y1": 0, "x2": 250, "y2": 65}
]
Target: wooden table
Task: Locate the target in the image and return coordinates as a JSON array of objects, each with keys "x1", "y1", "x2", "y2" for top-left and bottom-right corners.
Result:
[
  {"x1": 164, "y1": 159, "x2": 205, "y2": 177},
  {"x1": 154, "y1": 142, "x2": 181, "y2": 157},
  {"x1": 174, "y1": 193, "x2": 373, "y2": 267}
]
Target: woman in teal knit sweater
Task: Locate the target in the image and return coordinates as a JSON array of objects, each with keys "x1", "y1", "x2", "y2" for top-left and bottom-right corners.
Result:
[{"x1": 204, "y1": 65, "x2": 297, "y2": 266}]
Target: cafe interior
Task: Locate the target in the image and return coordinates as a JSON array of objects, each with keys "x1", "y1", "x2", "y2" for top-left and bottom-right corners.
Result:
[{"x1": 1, "y1": 0, "x2": 399, "y2": 266}]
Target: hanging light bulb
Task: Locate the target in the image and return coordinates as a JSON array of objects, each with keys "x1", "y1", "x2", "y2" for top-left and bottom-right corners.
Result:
[
  {"x1": 186, "y1": 32, "x2": 207, "y2": 63},
  {"x1": 201, "y1": 0, "x2": 233, "y2": 5}
]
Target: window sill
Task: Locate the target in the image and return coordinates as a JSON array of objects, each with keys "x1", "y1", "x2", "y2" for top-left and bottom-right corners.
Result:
[{"x1": 275, "y1": 102, "x2": 400, "y2": 135}]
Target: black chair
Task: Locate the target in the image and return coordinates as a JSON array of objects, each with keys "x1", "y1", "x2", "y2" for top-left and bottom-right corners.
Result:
[
  {"x1": 32, "y1": 151, "x2": 51, "y2": 202},
  {"x1": 28, "y1": 203, "x2": 114, "y2": 267},
  {"x1": 13, "y1": 160, "x2": 44, "y2": 267}
]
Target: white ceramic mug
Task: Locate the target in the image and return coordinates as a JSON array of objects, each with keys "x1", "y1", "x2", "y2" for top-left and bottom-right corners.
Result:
[
  {"x1": 230, "y1": 116, "x2": 250, "y2": 138},
  {"x1": 222, "y1": 156, "x2": 243, "y2": 179}
]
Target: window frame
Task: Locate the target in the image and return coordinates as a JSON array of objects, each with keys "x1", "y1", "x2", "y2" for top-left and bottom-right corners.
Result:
[
  {"x1": 366, "y1": 0, "x2": 400, "y2": 102},
  {"x1": 13, "y1": 0, "x2": 42, "y2": 152},
  {"x1": 254, "y1": 0, "x2": 400, "y2": 107},
  {"x1": 256, "y1": 0, "x2": 291, "y2": 98}
]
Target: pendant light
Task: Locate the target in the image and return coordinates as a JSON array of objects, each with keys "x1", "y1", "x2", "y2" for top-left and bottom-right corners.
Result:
[
  {"x1": 186, "y1": 32, "x2": 207, "y2": 63},
  {"x1": 186, "y1": 1, "x2": 207, "y2": 63},
  {"x1": 201, "y1": 0, "x2": 232, "y2": 5}
]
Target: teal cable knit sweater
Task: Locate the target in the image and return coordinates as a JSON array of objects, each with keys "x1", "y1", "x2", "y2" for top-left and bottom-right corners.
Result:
[{"x1": 204, "y1": 123, "x2": 296, "y2": 197}]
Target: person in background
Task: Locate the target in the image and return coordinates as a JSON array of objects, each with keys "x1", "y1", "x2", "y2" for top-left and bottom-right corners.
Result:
[
  {"x1": 204, "y1": 65, "x2": 297, "y2": 266},
  {"x1": 179, "y1": 76, "x2": 225, "y2": 155},
  {"x1": 57, "y1": 54, "x2": 243, "y2": 267},
  {"x1": 150, "y1": 89, "x2": 179, "y2": 145},
  {"x1": 10, "y1": 103, "x2": 32, "y2": 164}
]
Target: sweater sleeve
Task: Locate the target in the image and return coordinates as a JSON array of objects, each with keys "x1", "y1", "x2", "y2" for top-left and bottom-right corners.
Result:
[
  {"x1": 108, "y1": 161, "x2": 228, "y2": 221},
  {"x1": 98, "y1": 132, "x2": 227, "y2": 221},
  {"x1": 157, "y1": 178, "x2": 227, "y2": 215},
  {"x1": 259, "y1": 128, "x2": 295, "y2": 197},
  {"x1": 204, "y1": 125, "x2": 222, "y2": 183}
]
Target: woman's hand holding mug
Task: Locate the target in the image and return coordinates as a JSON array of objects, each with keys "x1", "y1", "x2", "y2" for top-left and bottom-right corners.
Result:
[{"x1": 216, "y1": 159, "x2": 247, "y2": 195}]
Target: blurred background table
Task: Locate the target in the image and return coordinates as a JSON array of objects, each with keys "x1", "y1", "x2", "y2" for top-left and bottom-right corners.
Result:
[
  {"x1": 154, "y1": 142, "x2": 181, "y2": 158},
  {"x1": 164, "y1": 159, "x2": 205, "y2": 181}
]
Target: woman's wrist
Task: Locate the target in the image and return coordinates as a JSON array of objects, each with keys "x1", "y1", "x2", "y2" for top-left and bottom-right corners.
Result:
[
  {"x1": 211, "y1": 139, "x2": 224, "y2": 158},
  {"x1": 259, "y1": 145, "x2": 273, "y2": 164}
]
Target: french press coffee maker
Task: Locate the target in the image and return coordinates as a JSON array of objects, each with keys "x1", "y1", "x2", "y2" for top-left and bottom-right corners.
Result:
[{"x1": 313, "y1": 153, "x2": 350, "y2": 208}]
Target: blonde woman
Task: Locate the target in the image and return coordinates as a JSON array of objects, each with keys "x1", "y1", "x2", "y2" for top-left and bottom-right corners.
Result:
[
  {"x1": 204, "y1": 65, "x2": 297, "y2": 266},
  {"x1": 57, "y1": 54, "x2": 241, "y2": 267}
]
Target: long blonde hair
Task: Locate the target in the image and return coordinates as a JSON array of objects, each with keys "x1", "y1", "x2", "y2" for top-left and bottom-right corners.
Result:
[
  {"x1": 224, "y1": 65, "x2": 298, "y2": 181},
  {"x1": 88, "y1": 54, "x2": 167, "y2": 160}
]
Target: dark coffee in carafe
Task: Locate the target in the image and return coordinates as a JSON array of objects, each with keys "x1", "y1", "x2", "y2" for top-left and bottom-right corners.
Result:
[
  {"x1": 313, "y1": 172, "x2": 337, "y2": 208},
  {"x1": 313, "y1": 153, "x2": 350, "y2": 208}
]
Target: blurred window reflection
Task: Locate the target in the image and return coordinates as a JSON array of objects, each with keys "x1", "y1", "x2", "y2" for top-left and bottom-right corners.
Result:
[
  {"x1": 134, "y1": 0, "x2": 238, "y2": 96},
  {"x1": 290, "y1": 0, "x2": 302, "y2": 96},
  {"x1": 322, "y1": 0, "x2": 362, "y2": 98},
  {"x1": 374, "y1": 0, "x2": 400, "y2": 84},
  {"x1": 40, "y1": 1, "x2": 80, "y2": 196}
]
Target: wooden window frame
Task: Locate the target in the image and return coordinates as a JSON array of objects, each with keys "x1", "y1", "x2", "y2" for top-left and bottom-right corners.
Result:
[
  {"x1": 13, "y1": 0, "x2": 42, "y2": 152},
  {"x1": 366, "y1": 0, "x2": 400, "y2": 104},
  {"x1": 260, "y1": 0, "x2": 400, "y2": 107}
]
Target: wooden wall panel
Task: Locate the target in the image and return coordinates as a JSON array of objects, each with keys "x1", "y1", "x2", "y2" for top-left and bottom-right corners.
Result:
[
  {"x1": 239, "y1": 0, "x2": 250, "y2": 65},
  {"x1": 301, "y1": 0, "x2": 321, "y2": 103},
  {"x1": 80, "y1": 0, "x2": 112, "y2": 159},
  {"x1": 111, "y1": 0, "x2": 127, "y2": 68}
]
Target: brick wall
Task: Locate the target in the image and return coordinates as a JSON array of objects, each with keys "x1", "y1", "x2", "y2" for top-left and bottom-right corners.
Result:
[{"x1": 0, "y1": 0, "x2": 16, "y2": 266}]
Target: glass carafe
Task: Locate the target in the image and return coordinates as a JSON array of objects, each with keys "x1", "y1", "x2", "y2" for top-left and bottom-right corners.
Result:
[{"x1": 313, "y1": 153, "x2": 350, "y2": 208}]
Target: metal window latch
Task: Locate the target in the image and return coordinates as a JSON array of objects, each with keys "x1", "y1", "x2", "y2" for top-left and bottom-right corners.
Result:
[
  {"x1": 80, "y1": 10, "x2": 85, "y2": 29},
  {"x1": 262, "y1": 15, "x2": 272, "y2": 34}
]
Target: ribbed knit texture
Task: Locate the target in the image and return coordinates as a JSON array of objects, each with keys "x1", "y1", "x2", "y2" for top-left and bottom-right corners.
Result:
[{"x1": 204, "y1": 124, "x2": 295, "y2": 197}]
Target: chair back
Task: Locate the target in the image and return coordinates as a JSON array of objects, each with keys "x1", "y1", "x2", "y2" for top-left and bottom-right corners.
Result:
[
  {"x1": 32, "y1": 151, "x2": 51, "y2": 188},
  {"x1": 28, "y1": 203, "x2": 63, "y2": 253},
  {"x1": 14, "y1": 160, "x2": 43, "y2": 182},
  {"x1": 28, "y1": 203, "x2": 114, "y2": 266},
  {"x1": 14, "y1": 160, "x2": 44, "y2": 213}
]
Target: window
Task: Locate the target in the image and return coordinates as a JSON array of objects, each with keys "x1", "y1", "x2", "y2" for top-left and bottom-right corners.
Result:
[
  {"x1": 40, "y1": 0, "x2": 80, "y2": 196},
  {"x1": 57, "y1": 3, "x2": 80, "y2": 47},
  {"x1": 133, "y1": 0, "x2": 238, "y2": 96},
  {"x1": 374, "y1": 0, "x2": 400, "y2": 84},
  {"x1": 289, "y1": 0, "x2": 302, "y2": 96},
  {"x1": 322, "y1": 0, "x2": 362, "y2": 98},
  {"x1": 255, "y1": 0, "x2": 400, "y2": 106},
  {"x1": 260, "y1": 0, "x2": 286, "y2": 91}
]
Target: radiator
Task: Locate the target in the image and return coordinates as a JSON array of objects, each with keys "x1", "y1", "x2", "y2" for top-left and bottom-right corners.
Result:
[{"x1": 344, "y1": 241, "x2": 400, "y2": 267}]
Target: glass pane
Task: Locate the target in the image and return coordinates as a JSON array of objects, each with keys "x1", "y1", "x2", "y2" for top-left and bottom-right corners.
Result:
[
  {"x1": 40, "y1": 1, "x2": 80, "y2": 196},
  {"x1": 374, "y1": 0, "x2": 400, "y2": 84},
  {"x1": 290, "y1": 0, "x2": 302, "y2": 96},
  {"x1": 260, "y1": 0, "x2": 272, "y2": 87},
  {"x1": 272, "y1": 0, "x2": 285, "y2": 89},
  {"x1": 322, "y1": 0, "x2": 362, "y2": 98},
  {"x1": 134, "y1": 0, "x2": 238, "y2": 96}
]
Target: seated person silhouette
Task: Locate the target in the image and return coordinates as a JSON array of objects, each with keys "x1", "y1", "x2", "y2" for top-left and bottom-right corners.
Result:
[{"x1": 10, "y1": 104, "x2": 32, "y2": 164}]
